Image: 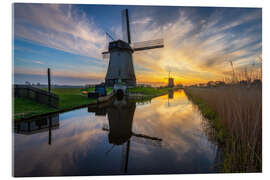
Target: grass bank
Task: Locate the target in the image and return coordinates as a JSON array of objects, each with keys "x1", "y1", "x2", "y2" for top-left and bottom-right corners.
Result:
[
  {"x1": 127, "y1": 87, "x2": 172, "y2": 96},
  {"x1": 14, "y1": 98, "x2": 57, "y2": 120},
  {"x1": 185, "y1": 86, "x2": 262, "y2": 172},
  {"x1": 80, "y1": 87, "x2": 113, "y2": 94},
  {"x1": 14, "y1": 88, "x2": 97, "y2": 121}
]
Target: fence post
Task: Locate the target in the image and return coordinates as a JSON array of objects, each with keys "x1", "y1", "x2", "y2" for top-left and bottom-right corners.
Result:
[
  {"x1": 48, "y1": 68, "x2": 51, "y2": 93},
  {"x1": 48, "y1": 68, "x2": 51, "y2": 106}
]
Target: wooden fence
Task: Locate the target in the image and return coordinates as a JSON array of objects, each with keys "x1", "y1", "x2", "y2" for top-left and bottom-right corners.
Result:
[{"x1": 14, "y1": 85, "x2": 59, "y2": 108}]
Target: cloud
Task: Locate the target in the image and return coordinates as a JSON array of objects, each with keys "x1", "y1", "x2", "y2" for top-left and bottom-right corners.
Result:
[
  {"x1": 14, "y1": 4, "x2": 106, "y2": 59},
  {"x1": 131, "y1": 17, "x2": 152, "y2": 25},
  {"x1": 18, "y1": 58, "x2": 45, "y2": 65},
  {"x1": 33, "y1": 60, "x2": 44, "y2": 64},
  {"x1": 14, "y1": 66, "x2": 105, "y2": 81}
]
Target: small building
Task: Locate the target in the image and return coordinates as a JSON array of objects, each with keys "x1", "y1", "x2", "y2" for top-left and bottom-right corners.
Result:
[
  {"x1": 95, "y1": 83, "x2": 107, "y2": 97},
  {"x1": 88, "y1": 83, "x2": 107, "y2": 99}
]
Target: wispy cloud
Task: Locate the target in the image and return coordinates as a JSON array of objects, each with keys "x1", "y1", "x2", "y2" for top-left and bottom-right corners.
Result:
[
  {"x1": 14, "y1": 4, "x2": 106, "y2": 59},
  {"x1": 33, "y1": 60, "x2": 44, "y2": 64},
  {"x1": 18, "y1": 58, "x2": 45, "y2": 65}
]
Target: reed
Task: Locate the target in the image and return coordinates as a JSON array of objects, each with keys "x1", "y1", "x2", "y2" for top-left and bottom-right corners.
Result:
[{"x1": 185, "y1": 85, "x2": 262, "y2": 172}]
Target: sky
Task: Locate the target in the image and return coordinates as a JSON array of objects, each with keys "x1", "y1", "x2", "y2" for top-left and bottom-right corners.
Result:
[{"x1": 13, "y1": 4, "x2": 262, "y2": 86}]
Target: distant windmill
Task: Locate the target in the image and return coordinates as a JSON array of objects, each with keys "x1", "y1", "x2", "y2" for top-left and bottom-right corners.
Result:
[
  {"x1": 102, "y1": 9, "x2": 164, "y2": 87},
  {"x1": 164, "y1": 70, "x2": 174, "y2": 87}
]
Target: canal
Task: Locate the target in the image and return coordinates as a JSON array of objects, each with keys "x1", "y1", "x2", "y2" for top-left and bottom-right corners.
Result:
[{"x1": 13, "y1": 90, "x2": 220, "y2": 177}]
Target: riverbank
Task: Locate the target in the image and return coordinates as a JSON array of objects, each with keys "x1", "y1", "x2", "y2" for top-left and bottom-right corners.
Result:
[
  {"x1": 127, "y1": 87, "x2": 176, "y2": 100},
  {"x1": 14, "y1": 86, "x2": 171, "y2": 121},
  {"x1": 14, "y1": 88, "x2": 98, "y2": 121},
  {"x1": 184, "y1": 86, "x2": 262, "y2": 172}
]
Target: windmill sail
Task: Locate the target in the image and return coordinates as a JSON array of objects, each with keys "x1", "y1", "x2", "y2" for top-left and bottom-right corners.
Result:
[
  {"x1": 102, "y1": 51, "x2": 110, "y2": 59},
  {"x1": 122, "y1": 9, "x2": 131, "y2": 43},
  {"x1": 131, "y1": 135, "x2": 162, "y2": 147},
  {"x1": 101, "y1": 32, "x2": 115, "y2": 59},
  {"x1": 133, "y1": 39, "x2": 164, "y2": 51}
]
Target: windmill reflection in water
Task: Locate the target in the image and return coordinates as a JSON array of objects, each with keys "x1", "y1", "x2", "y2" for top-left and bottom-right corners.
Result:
[{"x1": 88, "y1": 97, "x2": 162, "y2": 173}]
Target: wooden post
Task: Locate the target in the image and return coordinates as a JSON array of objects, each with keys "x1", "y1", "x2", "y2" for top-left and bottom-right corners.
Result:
[
  {"x1": 48, "y1": 68, "x2": 51, "y2": 93},
  {"x1": 48, "y1": 117, "x2": 52, "y2": 145},
  {"x1": 48, "y1": 68, "x2": 51, "y2": 106}
]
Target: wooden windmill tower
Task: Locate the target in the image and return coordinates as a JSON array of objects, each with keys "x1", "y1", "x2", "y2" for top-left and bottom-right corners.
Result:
[{"x1": 102, "y1": 9, "x2": 164, "y2": 87}]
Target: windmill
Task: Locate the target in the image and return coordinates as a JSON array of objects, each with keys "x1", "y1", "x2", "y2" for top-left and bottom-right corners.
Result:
[
  {"x1": 164, "y1": 71, "x2": 174, "y2": 88},
  {"x1": 102, "y1": 9, "x2": 164, "y2": 87}
]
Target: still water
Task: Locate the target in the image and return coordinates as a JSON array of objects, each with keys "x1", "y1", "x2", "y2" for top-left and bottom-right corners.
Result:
[{"x1": 13, "y1": 90, "x2": 219, "y2": 177}]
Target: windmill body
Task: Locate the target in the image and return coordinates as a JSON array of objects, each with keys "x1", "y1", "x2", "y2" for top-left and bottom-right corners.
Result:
[
  {"x1": 102, "y1": 9, "x2": 164, "y2": 87},
  {"x1": 168, "y1": 78, "x2": 174, "y2": 87},
  {"x1": 105, "y1": 40, "x2": 136, "y2": 87}
]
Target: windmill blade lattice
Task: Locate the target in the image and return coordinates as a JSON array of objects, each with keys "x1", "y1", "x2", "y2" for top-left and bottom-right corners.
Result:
[{"x1": 132, "y1": 39, "x2": 164, "y2": 51}]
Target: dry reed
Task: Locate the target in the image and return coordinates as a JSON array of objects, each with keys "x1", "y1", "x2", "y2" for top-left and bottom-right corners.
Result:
[{"x1": 185, "y1": 85, "x2": 262, "y2": 172}]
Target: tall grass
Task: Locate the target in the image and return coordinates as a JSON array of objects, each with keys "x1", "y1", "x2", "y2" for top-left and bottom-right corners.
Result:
[
  {"x1": 185, "y1": 85, "x2": 262, "y2": 172},
  {"x1": 224, "y1": 60, "x2": 262, "y2": 84}
]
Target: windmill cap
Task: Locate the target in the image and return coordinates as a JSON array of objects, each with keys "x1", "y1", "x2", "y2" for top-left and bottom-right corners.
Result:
[{"x1": 109, "y1": 40, "x2": 133, "y2": 52}]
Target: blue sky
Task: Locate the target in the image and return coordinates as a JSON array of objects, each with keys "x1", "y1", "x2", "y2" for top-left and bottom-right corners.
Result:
[{"x1": 13, "y1": 4, "x2": 262, "y2": 85}]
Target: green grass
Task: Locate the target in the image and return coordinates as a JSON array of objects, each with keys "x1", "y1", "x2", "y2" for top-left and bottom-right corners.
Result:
[
  {"x1": 80, "y1": 87, "x2": 95, "y2": 92},
  {"x1": 51, "y1": 88, "x2": 96, "y2": 109},
  {"x1": 185, "y1": 91, "x2": 231, "y2": 172},
  {"x1": 14, "y1": 88, "x2": 97, "y2": 121},
  {"x1": 185, "y1": 92, "x2": 228, "y2": 144},
  {"x1": 13, "y1": 98, "x2": 56, "y2": 120},
  {"x1": 80, "y1": 87, "x2": 113, "y2": 94},
  {"x1": 127, "y1": 87, "x2": 172, "y2": 96}
]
